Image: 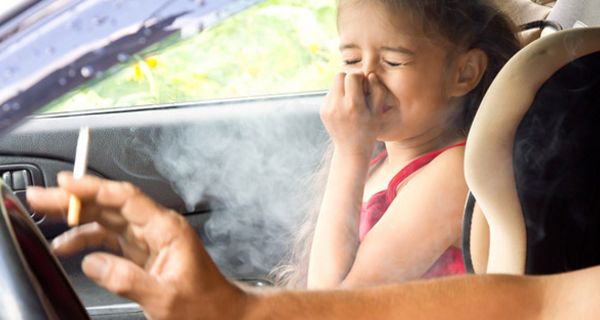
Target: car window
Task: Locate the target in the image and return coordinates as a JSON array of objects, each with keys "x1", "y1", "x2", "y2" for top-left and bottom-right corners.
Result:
[
  {"x1": 0, "y1": 0, "x2": 36, "y2": 24},
  {"x1": 41, "y1": 0, "x2": 338, "y2": 113}
]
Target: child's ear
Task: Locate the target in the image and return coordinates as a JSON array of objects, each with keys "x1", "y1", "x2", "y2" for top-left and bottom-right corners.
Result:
[{"x1": 449, "y1": 48, "x2": 488, "y2": 97}]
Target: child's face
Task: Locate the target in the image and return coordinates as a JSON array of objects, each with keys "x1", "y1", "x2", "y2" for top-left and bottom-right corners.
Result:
[{"x1": 338, "y1": 1, "x2": 462, "y2": 142}]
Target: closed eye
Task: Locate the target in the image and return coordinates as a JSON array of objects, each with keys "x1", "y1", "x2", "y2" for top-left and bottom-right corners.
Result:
[
  {"x1": 385, "y1": 60, "x2": 404, "y2": 67},
  {"x1": 343, "y1": 59, "x2": 361, "y2": 65}
]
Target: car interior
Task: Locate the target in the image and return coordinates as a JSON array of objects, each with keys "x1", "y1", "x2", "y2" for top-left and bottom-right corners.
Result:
[
  {"x1": 0, "y1": 183, "x2": 88, "y2": 318},
  {"x1": 462, "y1": 27, "x2": 600, "y2": 275},
  {"x1": 461, "y1": 0, "x2": 600, "y2": 275},
  {"x1": 0, "y1": 0, "x2": 598, "y2": 319}
]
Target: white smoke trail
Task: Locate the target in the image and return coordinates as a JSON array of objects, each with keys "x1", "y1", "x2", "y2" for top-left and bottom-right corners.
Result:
[{"x1": 148, "y1": 99, "x2": 328, "y2": 278}]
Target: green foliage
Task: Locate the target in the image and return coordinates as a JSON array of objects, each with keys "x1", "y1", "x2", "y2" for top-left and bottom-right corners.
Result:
[{"x1": 44, "y1": 0, "x2": 339, "y2": 113}]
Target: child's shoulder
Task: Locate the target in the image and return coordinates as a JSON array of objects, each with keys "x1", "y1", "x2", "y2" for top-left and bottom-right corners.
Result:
[
  {"x1": 433, "y1": 143, "x2": 465, "y2": 161},
  {"x1": 431, "y1": 142, "x2": 465, "y2": 165},
  {"x1": 416, "y1": 143, "x2": 466, "y2": 181}
]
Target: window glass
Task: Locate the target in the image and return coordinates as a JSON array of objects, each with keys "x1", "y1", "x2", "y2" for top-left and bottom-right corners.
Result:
[
  {"x1": 0, "y1": 0, "x2": 34, "y2": 23},
  {"x1": 42, "y1": 0, "x2": 338, "y2": 113}
]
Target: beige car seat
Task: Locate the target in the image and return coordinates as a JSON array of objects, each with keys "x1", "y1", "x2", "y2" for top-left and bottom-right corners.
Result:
[
  {"x1": 496, "y1": 0, "x2": 557, "y2": 45},
  {"x1": 463, "y1": 26, "x2": 600, "y2": 275},
  {"x1": 500, "y1": 0, "x2": 555, "y2": 25}
]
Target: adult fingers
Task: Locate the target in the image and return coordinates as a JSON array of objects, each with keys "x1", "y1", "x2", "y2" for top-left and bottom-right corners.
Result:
[
  {"x1": 59, "y1": 173, "x2": 166, "y2": 228},
  {"x1": 51, "y1": 222, "x2": 149, "y2": 266},
  {"x1": 75, "y1": 174, "x2": 190, "y2": 261},
  {"x1": 367, "y1": 73, "x2": 386, "y2": 115},
  {"x1": 57, "y1": 172, "x2": 140, "y2": 209},
  {"x1": 37, "y1": 173, "x2": 187, "y2": 254},
  {"x1": 57, "y1": 172, "x2": 106, "y2": 200},
  {"x1": 88, "y1": 177, "x2": 179, "y2": 257},
  {"x1": 27, "y1": 186, "x2": 128, "y2": 229},
  {"x1": 51, "y1": 222, "x2": 121, "y2": 256},
  {"x1": 27, "y1": 173, "x2": 136, "y2": 217},
  {"x1": 136, "y1": 206, "x2": 193, "y2": 257},
  {"x1": 26, "y1": 186, "x2": 70, "y2": 218},
  {"x1": 82, "y1": 252, "x2": 162, "y2": 306}
]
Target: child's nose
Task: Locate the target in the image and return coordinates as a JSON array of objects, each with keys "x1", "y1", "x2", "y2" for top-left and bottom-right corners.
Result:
[{"x1": 362, "y1": 59, "x2": 378, "y2": 77}]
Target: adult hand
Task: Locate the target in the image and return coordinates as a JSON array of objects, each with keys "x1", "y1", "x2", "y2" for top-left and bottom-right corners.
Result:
[
  {"x1": 320, "y1": 72, "x2": 387, "y2": 157},
  {"x1": 26, "y1": 172, "x2": 247, "y2": 320}
]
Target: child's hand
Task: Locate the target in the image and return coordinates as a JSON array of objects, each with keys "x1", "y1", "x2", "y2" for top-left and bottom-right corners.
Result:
[{"x1": 321, "y1": 72, "x2": 387, "y2": 157}]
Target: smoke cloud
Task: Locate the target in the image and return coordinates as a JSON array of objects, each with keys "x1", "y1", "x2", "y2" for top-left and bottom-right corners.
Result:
[{"x1": 146, "y1": 100, "x2": 328, "y2": 278}]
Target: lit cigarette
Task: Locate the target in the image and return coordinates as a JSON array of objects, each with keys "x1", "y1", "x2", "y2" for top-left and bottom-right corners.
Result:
[{"x1": 67, "y1": 126, "x2": 89, "y2": 226}]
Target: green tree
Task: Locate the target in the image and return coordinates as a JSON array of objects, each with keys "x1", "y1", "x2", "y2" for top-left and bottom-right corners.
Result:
[{"x1": 44, "y1": 0, "x2": 339, "y2": 113}]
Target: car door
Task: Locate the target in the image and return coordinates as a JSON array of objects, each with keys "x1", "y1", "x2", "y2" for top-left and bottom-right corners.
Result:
[{"x1": 0, "y1": 0, "x2": 335, "y2": 318}]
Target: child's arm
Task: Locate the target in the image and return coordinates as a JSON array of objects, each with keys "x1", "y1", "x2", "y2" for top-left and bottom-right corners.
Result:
[
  {"x1": 335, "y1": 146, "x2": 468, "y2": 287},
  {"x1": 307, "y1": 72, "x2": 386, "y2": 288},
  {"x1": 307, "y1": 147, "x2": 370, "y2": 288}
]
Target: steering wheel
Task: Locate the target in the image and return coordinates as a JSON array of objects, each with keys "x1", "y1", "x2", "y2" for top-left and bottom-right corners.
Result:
[{"x1": 0, "y1": 181, "x2": 89, "y2": 319}]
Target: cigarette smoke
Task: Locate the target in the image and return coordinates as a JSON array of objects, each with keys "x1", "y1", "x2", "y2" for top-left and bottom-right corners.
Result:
[{"x1": 145, "y1": 99, "x2": 328, "y2": 278}]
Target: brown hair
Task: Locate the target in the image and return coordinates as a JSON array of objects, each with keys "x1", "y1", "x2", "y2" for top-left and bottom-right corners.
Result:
[{"x1": 271, "y1": 0, "x2": 520, "y2": 288}]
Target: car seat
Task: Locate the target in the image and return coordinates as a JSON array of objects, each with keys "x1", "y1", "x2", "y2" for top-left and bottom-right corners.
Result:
[
  {"x1": 462, "y1": 26, "x2": 600, "y2": 275},
  {"x1": 500, "y1": 0, "x2": 600, "y2": 45},
  {"x1": 496, "y1": 0, "x2": 558, "y2": 45},
  {"x1": 499, "y1": 0, "x2": 555, "y2": 26}
]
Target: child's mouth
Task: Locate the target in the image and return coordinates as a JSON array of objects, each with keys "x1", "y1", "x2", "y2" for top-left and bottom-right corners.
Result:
[{"x1": 383, "y1": 105, "x2": 393, "y2": 113}]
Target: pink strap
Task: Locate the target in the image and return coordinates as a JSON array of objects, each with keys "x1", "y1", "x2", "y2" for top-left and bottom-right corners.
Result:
[
  {"x1": 383, "y1": 142, "x2": 466, "y2": 205},
  {"x1": 369, "y1": 149, "x2": 388, "y2": 167}
]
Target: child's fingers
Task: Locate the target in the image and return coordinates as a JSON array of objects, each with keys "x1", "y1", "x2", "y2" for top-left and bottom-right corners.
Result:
[
  {"x1": 344, "y1": 72, "x2": 366, "y2": 108},
  {"x1": 331, "y1": 72, "x2": 346, "y2": 97},
  {"x1": 367, "y1": 73, "x2": 386, "y2": 115},
  {"x1": 323, "y1": 72, "x2": 346, "y2": 116}
]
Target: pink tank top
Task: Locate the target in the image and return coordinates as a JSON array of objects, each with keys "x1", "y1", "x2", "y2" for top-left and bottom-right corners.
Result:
[{"x1": 359, "y1": 142, "x2": 466, "y2": 279}]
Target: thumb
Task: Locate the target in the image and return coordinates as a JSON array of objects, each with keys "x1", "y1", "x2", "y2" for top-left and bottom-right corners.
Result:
[
  {"x1": 82, "y1": 253, "x2": 160, "y2": 305},
  {"x1": 367, "y1": 73, "x2": 386, "y2": 115}
]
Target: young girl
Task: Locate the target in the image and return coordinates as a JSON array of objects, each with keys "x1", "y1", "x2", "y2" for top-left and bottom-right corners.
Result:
[{"x1": 275, "y1": 0, "x2": 520, "y2": 289}]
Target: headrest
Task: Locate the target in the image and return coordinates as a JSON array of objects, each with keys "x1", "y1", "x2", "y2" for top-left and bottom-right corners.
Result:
[
  {"x1": 464, "y1": 27, "x2": 600, "y2": 274},
  {"x1": 515, "y1": 50, "x2": 600, "y2": 274}
]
